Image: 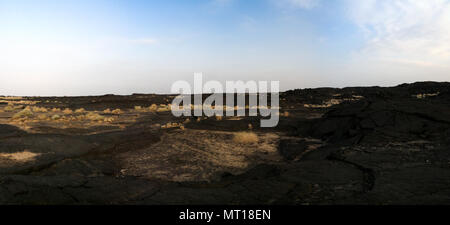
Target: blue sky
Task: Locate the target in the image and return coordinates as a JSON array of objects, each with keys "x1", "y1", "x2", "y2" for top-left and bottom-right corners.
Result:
[{"x1": 1, "y1": 0, "x2": 449, "y2": 96}]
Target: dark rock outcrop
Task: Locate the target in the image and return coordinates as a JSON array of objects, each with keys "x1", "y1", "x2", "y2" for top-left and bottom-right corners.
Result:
[{"x1": 1, "y1": 82, "x2": 450, "y2": 205}]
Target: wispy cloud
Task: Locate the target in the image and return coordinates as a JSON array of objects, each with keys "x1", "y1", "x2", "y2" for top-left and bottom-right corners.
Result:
[{"x1": 347, "y1": 0, "x2": 450, "y2": 68}]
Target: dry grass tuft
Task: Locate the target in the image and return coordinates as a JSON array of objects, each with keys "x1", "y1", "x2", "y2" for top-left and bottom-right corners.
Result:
[
  {"x1": 156, "y1": 105, "x2": 170, "y2": 112},
  {"x1": 148, "y1": 104, "x2": 158, "y2": 112},
  {"x1": 4, "y1": 106, "x2": 14, "y2": 112},
  {"x1": 32, "y1": 106, "x2": 48, "y2": 113},
  {"x1": 134, "y1": 105, "x2": 170, "y2": 113},
  {"x1": 415, "y1": 92, "x2": 440, "y2": 99},
  {"x1": 51, "y1": 114, "x2": 61, "y2": 120},
  {"x1": 0, "y1": 151, "x2": 40, "y2": 162},
  {"x1": 161, "y1": 122, "x2": 184, "y2": 129},
  {"x1": 233, "y1": 132, "x2": 259, "y2": 144},
  {"x1": 52, "y1": 108, "x2": 61, "y2": 112},
  {"x1": 14, "y1": 105, "x2": 25, "y2": 110},
  {"x1": 75, "y1": 108, "x2": 85, "y2": 113},
  {"x1": 86, "y1": 112, "x2": 105, "y2": 121},
  {"x1": 111, "y1": 109, "x2": 123, "y2": 114},
  {"x1": 156, "y1": 107, "x2": 169, "y2": 112},
  {"x1": 62, "y1": 108, "x2": 73, "y2": 114},
  {"x1": 103, "y1": 117, "x2": 114, "y2": 123},
  {"x1": 215, "y1": 115, "x2": 223, "y2": 121},
  {"x1": 37, "y1": 114, "x2": 49, "y2": 120},
  {"x1": 76, "y1": 115, "x2": 85, "y2": 120},
  {"x1": 12, "y1": 109, "x2": 33, "y2": 120},
  {"x1": 103, "y1": 108, "x2": 111, "y2": 113}
]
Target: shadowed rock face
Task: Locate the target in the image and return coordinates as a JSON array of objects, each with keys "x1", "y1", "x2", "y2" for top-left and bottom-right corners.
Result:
[
  {"x1": 310, "y1": 98, "x2": 450, "y2": 144},
  {"x1": 1, "y1": 82, "x2": 450, "y2": 205}
]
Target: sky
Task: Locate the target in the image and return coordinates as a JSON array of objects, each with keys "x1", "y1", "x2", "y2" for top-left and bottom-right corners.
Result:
[{"x1": 0, "y1": 0, "x2": 449, "y2": 96}]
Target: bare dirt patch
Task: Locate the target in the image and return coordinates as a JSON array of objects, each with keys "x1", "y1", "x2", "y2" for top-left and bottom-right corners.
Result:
[{"x1": 117, "y1": 129, "x2": 282, "y2": 182}]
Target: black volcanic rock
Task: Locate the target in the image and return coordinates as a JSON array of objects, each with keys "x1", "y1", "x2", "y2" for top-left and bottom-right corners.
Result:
[
  {"x1": 1, "y1": 82, "x2": 450, "y2": 205},
  {"x1": 309, "y1": 96, "x2": 450, "y2": 144}
]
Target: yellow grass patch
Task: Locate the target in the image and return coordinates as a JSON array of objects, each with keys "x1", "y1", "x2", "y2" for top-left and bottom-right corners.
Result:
[
  {"x1": 75, "y1": 108, "x2": 85, "y2": 113},
  {"x1": 0, "y1": 96, "x2": 23, "y2": 100},
  {"x1": 0, "y1": 151, "x2": 40, "y2": 162},
  {"x1": 76, "y1": 115, "x2": 85, "y2": 120},
  {"x1": 12, "y1": 108, "x2": 33, "y2": 120},
  {"x1": 62, "y1": 108, "x2": 73, "y2": 114},
  {"x1": 103, "y1": 117, "x2": 114, "y2": 123},
  {"x1": 3, "y1": 106, "x2": 14, "y2": 112},
  {"x1": 111, "y1": 109, "x2": 123, "y2": 114},
  {"x1": 13, "y1": 105, "x2": 24, "y2": 110},
  {"x1": 156, "y1": 106, "x2": 170, "y2": 112},
  {"x1": 414, "y1": 92, "x2": 440, "y2": 99},
  {"x1": 86, "y1": 112, "x2": 105, "y2": 121},
  {"x1": 161, "y1": 122, "x2": 184, "y2": 129},
  {"x1": 148, "y1": 104, "x2": 158, "y2": 112},
  {"x1": 233, "y1": 132, "x2": 259, "y2": 144},
  {"x1": 32, "y1": 106, "x2": 48, "y2": 113},
  {"x1": 37, "y1": 114, "x2": 49, "y2": 120}
]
